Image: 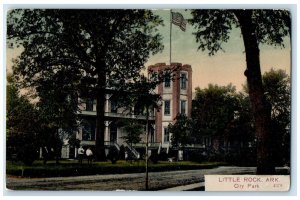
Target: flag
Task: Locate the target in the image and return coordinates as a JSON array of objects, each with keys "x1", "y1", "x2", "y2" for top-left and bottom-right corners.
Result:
[{"x1": 171, "y1": 12, "x2": 187, "y2": 31}]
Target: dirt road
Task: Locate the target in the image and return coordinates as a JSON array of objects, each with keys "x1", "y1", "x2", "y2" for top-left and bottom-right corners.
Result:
[{"x1": 6, "y1": 166, "x2": 256, "y2": 191}]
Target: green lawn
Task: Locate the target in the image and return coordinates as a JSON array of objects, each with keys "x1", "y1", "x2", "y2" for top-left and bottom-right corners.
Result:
[{"x1": 6, "y1": 159, "x2": 226, "y2": 178}]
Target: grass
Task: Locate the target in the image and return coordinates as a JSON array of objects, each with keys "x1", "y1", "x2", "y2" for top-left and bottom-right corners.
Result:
[{"x1": 6, "y1": 159, "x2": 226, "y2": 178}]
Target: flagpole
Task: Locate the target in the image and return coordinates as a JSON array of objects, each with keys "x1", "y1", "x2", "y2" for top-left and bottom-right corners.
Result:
[{"x1": 170, "y1": 9, "x2": 172, "y2": 65}]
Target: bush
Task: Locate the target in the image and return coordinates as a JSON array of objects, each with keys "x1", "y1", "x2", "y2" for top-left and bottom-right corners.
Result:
[
  {"x1": 187, "y1": 149, "x2": 205, "y2": 163},
  {"x1": 149, "y1": 151, "x2": 159, "y2": 164},
  {"x1": 107, "y1": 147, "x2": 119, "y2": 164},
  {"x1": 18, "y1": 144, "x2": 39, "y2": 165},
  {"x1": 7, "y1": 134, "x2": 39, "y2": 166},
  {"x1": 224, "y1": 148, "x2": 256, "y2": 166},
  {"x1": 119, "y1": 145, "x2": 125, "y2": 160},
  {"x1": 158, "y1": 152, "x2": 168, "y2": 161}
]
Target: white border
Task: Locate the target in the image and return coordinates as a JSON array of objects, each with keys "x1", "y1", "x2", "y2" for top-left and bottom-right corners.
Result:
[{"x1": 1, "y1": 1, "x2": 298, "y2": 199}]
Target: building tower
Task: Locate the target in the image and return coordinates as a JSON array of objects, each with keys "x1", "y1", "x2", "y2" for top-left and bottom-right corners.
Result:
[{"x1": 148, "y1": 63, "x2": 192, "y2": 147}]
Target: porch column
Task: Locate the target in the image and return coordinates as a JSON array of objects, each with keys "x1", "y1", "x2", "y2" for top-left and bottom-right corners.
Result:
[
  {"x1": 75, "y1": 147, "x2": 78, "y2": 158},
  {"x1": 105, "y1": 94, "x2": 112, "y2": 113},
  {"x1": 104, "y1": 121, "x2": 112, "y2": 142},
  {"x1": 39, "y1": 147, "x2": 43, "y2": 159}
]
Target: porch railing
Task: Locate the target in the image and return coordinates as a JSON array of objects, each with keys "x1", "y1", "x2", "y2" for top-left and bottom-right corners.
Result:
[{"x1": 124, "y1": 142, "x2": 140, "y2": 159}]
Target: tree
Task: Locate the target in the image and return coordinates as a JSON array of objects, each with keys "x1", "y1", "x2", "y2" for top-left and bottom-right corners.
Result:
[
  {"x1": 192, "y1": 84, "x2": 239, "y2": 140},
  {"x1": 6, "y1": 74, "x2": 40, "y2": 165},
  {"x1": 7, "y1": 9, "x2": 164, "y2": 160},
  {"x1": 262, "y1": 69, "x2": 291, "y2": 166},
  {"x1": 35, "y1": 70, "x2": 80, "y2": 163},
  {"x1": 241, "y1": 68, "x2": 291, "y2": 166},
  {"x1": 263, "y1": 69, "x2": 290, "y2": 125},
  {"x1": 117, "y1": 76, "x2": 162, "y2": 190},
  {"x1": 226, "y1": 92, "x2": 256, "y2": 165},
  {"x1": 120, "y1": 119, "x2": 143, "y2": 147},
  {"x1": 168, "y1": 114, "x2": 193, "y2": 151},
  {"x1": 192, "y1": 83, "x2": 257, "y2": 164},
  {"x1": 192, "y1": 83, "x2": 250, "y2": 162},
  {"x1": 190, "y1": 9, "x2": 290, "y2": 174},
  {"x1": 7, "y1": 75, "x2": 37, "y2": 136}
]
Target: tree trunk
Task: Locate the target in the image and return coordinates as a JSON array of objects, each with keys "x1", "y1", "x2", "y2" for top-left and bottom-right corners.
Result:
[
  {"x1": 235, "y1": 10, "x2": 275, "y2": 174},
  {"x1": 55, "y1": 129, "x2": 60, "y2": 164},
  {"x1": 95, "y1": 61, "x2": 107, "y2": 161}
]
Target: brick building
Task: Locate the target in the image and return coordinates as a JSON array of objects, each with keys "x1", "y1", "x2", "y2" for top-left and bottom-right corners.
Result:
[
  {"x1": 61, "y1": 62, "x2": 193, "y2": 159},
  {"x1": 148, "y1": 63, "x2": 193, "y2": 149}
]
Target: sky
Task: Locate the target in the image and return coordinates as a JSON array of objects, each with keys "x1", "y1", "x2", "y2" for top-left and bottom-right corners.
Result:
[
  {"x1": 6, "y1": 9, "x2": 291, "y2": 93},
  {"x1": 146, "y1": 9, "x2": 291, "y2": 92}
]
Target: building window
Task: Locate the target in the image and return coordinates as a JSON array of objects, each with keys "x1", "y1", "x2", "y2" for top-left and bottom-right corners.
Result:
[
  {"x1": 134, "y1": 103, "x2": 144, "y2": 115},
  {"x1": 164, "y1": 127, "x2": 170, "y2": 143},
  {"x1": 164, "y1": 100, "x2": 170, "y2": 115},
  {"x1": 150, "y1": 126, "x2": 155, "y2": 143},
  {"x1": 86, "y1": 98, "x2": 94, "y2": 111},
  {"x1": 164, "y1": 74, "x2": 171, "y2": 88},
  {"x1": 149, "y1": 73, "x2": 155, "y2": 81},
  {"x1": 149, "y1": 107, "x2": 155, "y2": 117},
  {"x1": 180, "y1": 100, "x2": 186, "y2": 115},
  {"x1": 180, "y1": 73, "x2": 187, "y2": 90},
  {"x1": 82, "y1": 120, "x2": 95, "y2": 141},
  {"x1": 111, "y1": 99, "x2": 118, "y2": 113},
  {"x1": 110, "y1": 123, "x2": 118, "y2": 143}
]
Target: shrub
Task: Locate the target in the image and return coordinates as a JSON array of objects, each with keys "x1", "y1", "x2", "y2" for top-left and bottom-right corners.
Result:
[
  {"x1": 224, "y1": 148, "x2": 256, "y2": 166},
  {"x1": 149, "y1": 151, "x2": 159, "y2": 164},
  {"x1": 18, "y1": 144, "x2": 39, "y2": 165},
  {"x1": 107, "y1": 147, "x2": 119, "y2": 164},
  {"x1": 158, "y1": 152, "x2": 168, "y2": 161},
  {"x1": 119, "y1": 145, "x2": 125, "y2": 160},
  {"x1": 187, "y1": 149, "x2": 205, "y2": 163},
  {"x1": 7, "y1": 134, "x2": 39, "y2": 166}
]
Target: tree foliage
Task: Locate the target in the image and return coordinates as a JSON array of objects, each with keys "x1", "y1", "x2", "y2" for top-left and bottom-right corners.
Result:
[
  {"x1": 229, "y1": 92, "x2": 255, "y2": 143},
  {"x1": 189, "y1": 9, "x2": 290, "y2": 55},
  {"x1": 263, "y1": 69, "x2": 290, "y2": 123},
  {"x1": 262, "y1": 69, "x2": 291, "y2": 165},
  {"x1": 168, "y1": 114, "x2": 193, "y2": 150},
  {"x1": 7, "y1": 9, "x2": 164, "y2": 91},
  {"x1": 192, "y1": 83, "x2": 255, "y2": 165},
  {"x1": 35, "y1": 66, "x2": 80, "y2": 131},
  {"x1": 6, "y1": 75, "x2": 38, "y2": 137},
  {"x1": 119, "y1": 119, "x2": 143, "y2": 147},
  {"x1": 190, "y1": 9, "x2": 290, "y2": 174},
  {"x1": 192, "y1": 84, "x2": 239, "y2": 138},
  {"x1": 241, "y1": 68, "x2": 291, "y2": 165},
  {"x1": 7, "y1": 9, "x2": 164, "y2": 160},
  {"x1": 6, "y1": 74, "x2": 40, "y2": 165}
]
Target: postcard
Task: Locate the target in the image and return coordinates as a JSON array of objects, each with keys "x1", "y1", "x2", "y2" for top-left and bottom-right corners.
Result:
[{"x1": 5, "y1": 7, "x2": 291, "y2": 192}]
